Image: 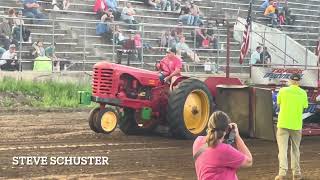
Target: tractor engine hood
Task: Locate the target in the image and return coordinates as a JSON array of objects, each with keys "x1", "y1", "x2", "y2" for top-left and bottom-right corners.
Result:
[{"x1": 93, "y1": 62, "x2": 162, "y2": 86}]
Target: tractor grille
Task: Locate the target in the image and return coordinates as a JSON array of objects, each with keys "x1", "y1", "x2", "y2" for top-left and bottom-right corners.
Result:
[{"x1": 92, "y1": 68, "x2": 114, "y2": 95}]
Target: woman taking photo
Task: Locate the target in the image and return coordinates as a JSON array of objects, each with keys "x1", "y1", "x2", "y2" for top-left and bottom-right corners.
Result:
[{"x1": 193, "y1": 111, "x2": 253, "y2": 180}]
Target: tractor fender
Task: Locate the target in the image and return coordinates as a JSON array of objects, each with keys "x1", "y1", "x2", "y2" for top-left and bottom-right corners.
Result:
[{"x1": 170, "y1": 76, "x2": 189, "y2": 90}]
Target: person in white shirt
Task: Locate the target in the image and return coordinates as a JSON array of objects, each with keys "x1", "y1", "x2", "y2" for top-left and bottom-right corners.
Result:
[
  {"x1": 0, "y1": 44, "x2": 19, "y2": 71},
  {"x1": 250, "y1": 46, "x2": 261, "y2": 65}
]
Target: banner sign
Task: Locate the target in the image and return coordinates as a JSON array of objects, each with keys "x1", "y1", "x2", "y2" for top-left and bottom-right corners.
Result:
[{"x1": 251, "y1": 66, "x2": 318, "y2": 87}]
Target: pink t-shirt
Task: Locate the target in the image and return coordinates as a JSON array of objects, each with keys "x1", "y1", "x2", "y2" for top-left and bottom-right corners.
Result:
[
  {"x1": 193, "y1": 136, "x2": 245, "y2": 180},
  {"x1": 160, "y1": 55, "x2": 182, "y2": 76}
]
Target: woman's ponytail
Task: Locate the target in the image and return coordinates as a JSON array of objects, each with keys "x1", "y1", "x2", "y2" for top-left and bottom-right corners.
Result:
[{"x1": 205, "y1": 111, "x2": 231, "y2": 147}]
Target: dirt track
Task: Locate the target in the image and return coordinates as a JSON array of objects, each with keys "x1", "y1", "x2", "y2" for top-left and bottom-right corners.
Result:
[{"x1": 0, "y1": 111, "x2": 319, "y2": 180}]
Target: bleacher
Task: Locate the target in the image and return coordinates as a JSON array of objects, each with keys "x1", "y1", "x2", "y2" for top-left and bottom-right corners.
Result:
[{"x1": 0, "y1": 0, "x2": 319, "y2": 72}]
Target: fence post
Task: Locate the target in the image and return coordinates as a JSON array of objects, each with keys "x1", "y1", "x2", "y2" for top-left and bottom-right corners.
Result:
[
  {"x1": 83, "y1": 22, "x2": 87, "y2": 72},
  {"x1": 284, "y1": 34, "x2": 287, "y2": 68},
  {"x1": 112, "y1": 23, "x2": 115, "y2": 62},
  {"x1": 52, "y1": 18, "x2": 55, "y2": 72},
  {"x1": 193, "y1": 28, "x2": 197, "y2": 73},
  {"x1": 141, "y1": 24, "x2": 144, "y2": 68},
  {"x1": 226, "y1": 22, "x2": 232, "y2": 78},
  {"x1": 19, "y1": 19, "x2": 22, "y2": 72}
]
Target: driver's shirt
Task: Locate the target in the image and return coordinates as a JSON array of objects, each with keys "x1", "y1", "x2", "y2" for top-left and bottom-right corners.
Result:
[{"x1": 160, "y1": 55, "x2": 182, "y2": 76}]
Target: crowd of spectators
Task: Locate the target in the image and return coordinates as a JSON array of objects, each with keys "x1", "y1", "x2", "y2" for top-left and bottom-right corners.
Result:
[{"x1": 259, "y1": 0, "x2": 295, "y2": 28}]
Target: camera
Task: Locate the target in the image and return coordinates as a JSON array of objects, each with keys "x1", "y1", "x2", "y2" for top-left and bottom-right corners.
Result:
[{"x1": 225, "y1": 125, "x2": 236, "y2": 144}]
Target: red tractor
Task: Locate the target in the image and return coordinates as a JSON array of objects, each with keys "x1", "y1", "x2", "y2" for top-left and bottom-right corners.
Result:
[{"x1": 83, "y1": 62, "x2": 242, "y2": 139}]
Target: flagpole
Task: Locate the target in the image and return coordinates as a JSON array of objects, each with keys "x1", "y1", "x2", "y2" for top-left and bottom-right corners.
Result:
[{"x1": 249, "y1": 0, "x2": 253, "y2": 78}]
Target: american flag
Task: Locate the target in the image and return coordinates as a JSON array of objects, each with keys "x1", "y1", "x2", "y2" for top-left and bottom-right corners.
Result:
[{"x1": 239, "y1": 1, "x2": 252, "y2": 64}]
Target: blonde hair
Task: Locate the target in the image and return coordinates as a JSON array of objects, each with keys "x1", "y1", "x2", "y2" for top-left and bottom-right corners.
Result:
[{"x1": 206, "y1": 111, "x2": 231, "y2": 147}]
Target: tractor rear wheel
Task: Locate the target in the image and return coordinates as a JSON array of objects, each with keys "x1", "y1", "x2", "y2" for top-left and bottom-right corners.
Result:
[
  {"x1": 119, "y1": 108, "x2": 155, "y2": 135},
  {"x1": 95, "y1": 108, "x2": 118, "y2": 134},
  {"x1": 88, "y1": 107, "x2": 100, "y2": 133},
  {"x1": 167, "y1": 78, "x2": 213, "y2": 139}
]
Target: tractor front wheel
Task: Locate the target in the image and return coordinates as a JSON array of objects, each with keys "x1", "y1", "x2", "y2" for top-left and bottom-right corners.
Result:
[
  {"x1": 167, "y1": 78, "x2": 213, "y2": 139},
  {"x1": 88, "y1": 107, "x2": 100, "y2": 133},
  {"x1": 95, "y1": 108, "x2": 118, "y2": 134}
]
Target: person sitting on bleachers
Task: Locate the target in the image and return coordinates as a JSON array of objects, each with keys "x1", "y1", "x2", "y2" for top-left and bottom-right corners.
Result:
[
  {"x1": 0, "y1": 18, "x2": 12, "y2": 50},
  {"x1": 121, "y1": 3, "x2": 138, "y2": 30},
  {"x1": 188, "y1": 1, "x2": 200, "y2": 26},
  {"x1": 168, "y1": 29, "x2": 179, "y2": 48},
  {"x1": 264, "y1": 1, "x2": 278, "y2": 27},
  {"x1": 8, "y1": 8, "x2": 16, "y2": 28},
  {"x1": 113, "y1": 25, "x2": 126, "y2": 45},
  {"x1": 12, "y1": 10, "x2": 31, "y2": 43},
  {"x1": 207, "y1": 22, "x2": 219, "y2": 50},
  {"x1": 176, "y1": 36, "x2": 200, "y2": 63},
  {"x1": 194, "y1": 24, "x2": 206, "y2": 48},
  {"x1": 52, "y1": 0, "x2": 70, "y2": 10},
  {"x1": 93, "y1": 0, "x2": 108, "y2": 20},
  {"x1": 178, "y1": 2, "x2": 191, "y2": 25},
  {"x1": 175, "y1": 21, "x2": 184, "y2": 39},
  {"x1": 159, "y1": 30, "x2": 169, "y2": 51},
  {"x1": 0, "y1": 44, "x2": 19, "y2": 71},
  {"x1": 258, "y1": 0, "x2": 273, "y2": 12},
  {"x1": 116, "y1": 32, "x2": 136, "y2": 66},
  {"x1": 106, "y1": 0, "x2": 118, "y2": 12},
  {"x1": 96, "y1": 11, "x2": 113, "y2": 43},
  {"x1": 23, "y1": 0, "x2": 48, "y2": 24}
]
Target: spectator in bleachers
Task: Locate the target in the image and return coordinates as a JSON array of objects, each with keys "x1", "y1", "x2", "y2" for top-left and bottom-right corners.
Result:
[
  {"x1": 264, "y1": 1, "x2": 278, "y2": 27},
  {"x1": 93, "y1": 0, "x2": 108, "y2": 20},
  {"x1": 32, "y1": 40, "x2": 45, "y2": 57},
  {"x1": 117, "y1": 32, "x2": 136, "y2": 65},
  {"x1": 207, "y1": 23, "x2": 219, "y2": 50},
  {"x1": 175, "y1": 21, "x2": 184, "y2": 39},
  {"x1": 260, "y1": 47, "x2": 271, "y2": 64},
  {"x1": 12, "y1": 10, "x2": 31, "y2": 42},
  {"x1": 121, "y1": 3, "x2": 138, "y2": 30},
  {"x1": 0, "y1": 18, "x2": 12, "y2": 50},
  {"x1": 45, "y1": 42, "x2": 69, "y2": 71},
  {"x1": 194, "y1": 24, "x2": 206, "y2": 48},
  {"x1": 113, "y1": 25, "x2": 126, "y2": 45},
  {"x1": 63, "y1": 0, "x2": 70, "y2": 10},
  {"x1": 188, "y1": 1, "x2": 200, "y2": 26},
  {"x1": 250, "y1": 46, "x2": 262, "y2": 65},
  {"x1": 144, "y1": 0, "x2": 160, "y2": 10},
  {"x1": 178, "y1": 2, "x2": 191, "y2": 25},
  {"x1": 23, "y1": 0, "x2": 48, "y2": 24},
  {"x1": 0, "y1": 47, "x2": 5, "y2": 57},
  {"x1": 176, "y1": 36, "x2": 200, "y2": 63},
  {"x1": 134, "y1": 32, "x2": 142, "y2": 62},
  {"x1": 8, "y1": 8, "x2": 16, "y2": 28},
  {"x1": 259, "y1": 0, "x2": 273, "y2": 12},
  {"x1": 282, "y1": 7, "x2": 295, "y2": 25},
  {"x1": 96, "y1": 13, "x2": 113, "y2": 43},
  {"x1": 168, "y1": 29, "x2": 179, "y2": 48},
  {"x1": 32, "y1": 40, "x2": 52, "y2": 71},
  {"x1": 106, "y1": 0, "x2": 118, "y2": 12},
  {"x1": 160, "y1": 30, "x2": 169, "y2": 50},
  {"x1": 0, "y1": 44, "x2": 19, "y2": 71}
]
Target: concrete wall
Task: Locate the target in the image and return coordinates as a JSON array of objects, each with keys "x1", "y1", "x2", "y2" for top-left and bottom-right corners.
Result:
[
  {"x1": 234, "y1": 17, "x2": 318, "y2": 66},
  {"x1": 0, "y1": 71, "x2": 92, "y2": 85}
]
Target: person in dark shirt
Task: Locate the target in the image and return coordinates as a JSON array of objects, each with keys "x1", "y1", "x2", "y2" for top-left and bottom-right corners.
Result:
[
  {"x1": 23, "y1": 0, "x2": 48, "y2": 24},
  {"x1": 260, "y1": 47, "x2": 271, "y2": 64}
]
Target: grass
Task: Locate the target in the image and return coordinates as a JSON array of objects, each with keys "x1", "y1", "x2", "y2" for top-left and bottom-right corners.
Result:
[{"x1": 0, "y1": 77, "x2": 92, "y2": 108}]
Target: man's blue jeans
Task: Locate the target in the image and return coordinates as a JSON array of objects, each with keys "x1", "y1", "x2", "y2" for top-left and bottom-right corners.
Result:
[{"x1": 266, "y1": 13, "x2": 278, "y2": 27}]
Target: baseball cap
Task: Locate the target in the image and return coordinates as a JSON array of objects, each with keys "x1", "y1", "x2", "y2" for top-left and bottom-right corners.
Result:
[
  {"x1": 9, "y1": 44, "x2": 16, "y2": 48},
  {"x1": 290, "y1": 73, "x2": 301, "y2": 81},
  {"x1": 166, "y1": 47, "x2": 176, "y2": 54}
]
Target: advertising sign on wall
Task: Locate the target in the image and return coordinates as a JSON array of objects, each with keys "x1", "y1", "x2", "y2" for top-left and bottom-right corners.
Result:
[{"x1": 251, "y1": 66, "x2": 318, "y2": 87}]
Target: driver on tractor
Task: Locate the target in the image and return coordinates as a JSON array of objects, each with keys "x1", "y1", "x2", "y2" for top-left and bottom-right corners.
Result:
[{"x1": 156, "y1": 47, "x2": 183, "y2": 83}]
